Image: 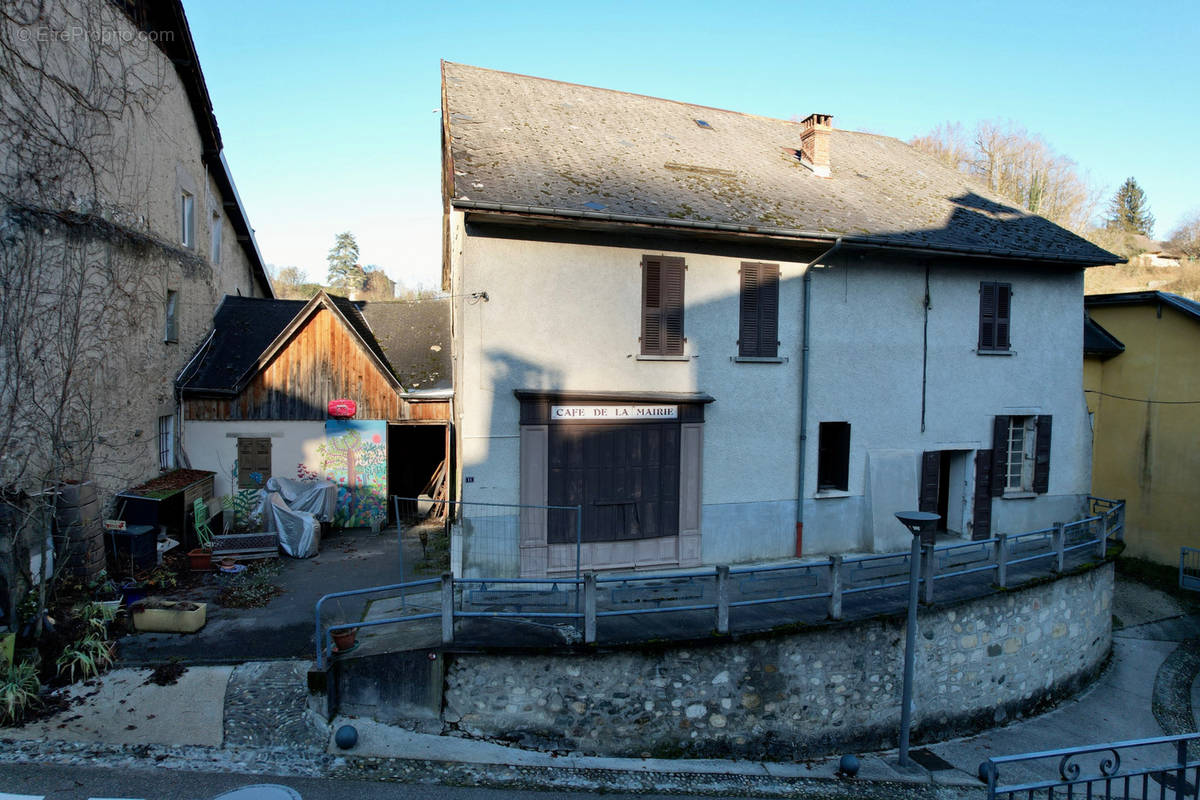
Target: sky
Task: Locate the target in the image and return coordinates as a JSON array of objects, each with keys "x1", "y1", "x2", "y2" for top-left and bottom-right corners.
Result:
[{"x1": 183, "y1": 0, "x2": 1200, "y2": 290}]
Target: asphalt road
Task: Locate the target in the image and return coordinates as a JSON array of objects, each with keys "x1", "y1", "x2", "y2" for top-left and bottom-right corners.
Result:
[{"x1": 0, "y1": 765, "x2": 807, "y2": 800}]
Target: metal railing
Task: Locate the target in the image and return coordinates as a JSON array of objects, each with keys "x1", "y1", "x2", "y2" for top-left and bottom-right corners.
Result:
[
  {"x1": 1181, "y1": 546, "x2": 1200, "y2": 592},
  {"x1": 984, "y1": 732, "x2": 1200, "y2": 800},
  {"x1": 314, "y1": 496, "x2": 1125, "y2": 661}
]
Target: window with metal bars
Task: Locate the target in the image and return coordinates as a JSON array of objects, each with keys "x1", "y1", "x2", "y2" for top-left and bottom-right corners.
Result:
[
  {"x1": 738, "y1": 262, "x2": 780, "y2": 358},
  {"x1": 641, "y1": 255, "x2": 685, "y2": 355},
  {"x1": 158, "y1": 415, "x2": 173, "y2": 471}
]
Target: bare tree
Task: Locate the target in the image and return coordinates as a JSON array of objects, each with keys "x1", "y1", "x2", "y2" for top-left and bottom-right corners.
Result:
[
  {"x1": 910, "y1": 119, "x2": 1100, "y2": 233},
  {"x1": 1169, "y1": 212, "x2": 1200, "y2": 259}
]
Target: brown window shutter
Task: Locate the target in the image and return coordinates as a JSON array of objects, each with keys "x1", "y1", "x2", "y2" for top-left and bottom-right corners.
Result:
[
  {"x1": 990, "y1": 415, "x2": 1008, "y2": 497},
  {"x1": 236, "y1": 437, "x2": 272, "y2": 489},
  {"x1": 919, "y1": 451, "x2": 939, "y2": 513},
  {"x1": 739, "y1": 263, "x2": 761, "y2": 356},
  {"x1": 973, "y1": 449, "x2": 993, "y2": 540},
  {"x1": 1033, "y1": 415, "x2": 1052, "y2": 494},
  {"x1": 979, "y1": 282, "x2": 996, "y2": 350},
  {"x1": 662, "y1": 257, "x2": 685, "y2": 355},
  {"x1": 739, "y1": 262, "x2": 780, "y2": 357},
  {"x1": 996, "y1": 283, "x2": 1012, "y2": 349},
  {"x1": 641, "y1": 257, "x2": 663, "y2": 355}
]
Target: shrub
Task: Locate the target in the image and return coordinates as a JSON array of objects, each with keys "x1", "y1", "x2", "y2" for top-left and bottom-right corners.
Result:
[{"x1": 0, "y1": 660, "x2": 41, "y2": 724}]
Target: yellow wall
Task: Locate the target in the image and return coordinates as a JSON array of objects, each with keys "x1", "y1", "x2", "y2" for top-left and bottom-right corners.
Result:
[{"x1": 1087, "y1": 302, "x2": 1200, "y2": 565}]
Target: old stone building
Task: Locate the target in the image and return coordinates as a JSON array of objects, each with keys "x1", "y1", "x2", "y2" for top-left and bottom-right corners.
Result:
[{"x1": 0, "y1": 0, "x2": 270, "y2": 615}]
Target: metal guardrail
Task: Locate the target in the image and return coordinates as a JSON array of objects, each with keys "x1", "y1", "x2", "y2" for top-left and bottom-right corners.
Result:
[
  {"x1": 1181, "y1": 546, "x2": 1200, "y2": 592},
  {"x1": 314, "y1": 496, "x2": 1125, "y2": 661},
  {"x1": 984, "y1": 732, "x2": 1200, "y2": 800}
]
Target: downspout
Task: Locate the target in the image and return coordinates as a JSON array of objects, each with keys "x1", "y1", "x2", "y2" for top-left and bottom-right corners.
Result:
[{"x1": 796, "y1": 237, "x2": 843, "y2": 556}]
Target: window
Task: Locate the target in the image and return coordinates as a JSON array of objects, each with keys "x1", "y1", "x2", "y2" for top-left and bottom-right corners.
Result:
[
  {"x1": 991, "y1": 414, "x2": 1051, "y2": 496},
  {"x1": 641, "y1": 255, "x2": 685, "y2": 356},
  {"x1": 1004, "y1": 416, "x2": 1036, "y2": 491},
  {"x1": 180, "y1": 191, "x2": 195, "y2": 247},
  {"x1": 738, "y1": 262, "x2": 780, "y2": 358},
  {"x1": 158, "y1": 415, "x2": 174, "y2": 471},
  {"x1": 817, "y1": 421, "x2": 851, "y2": 491},
  {"x1": 164, "y1": 289, "x2": 178, "y2": 342},
  {"x1": 210, "y1": 211, "x2": 222, "y2": 264},
  {"x1": 978, "y1": 281, "x2": 1011, "y2": 351},
  {"x1": 236, "y1": 437, "x2": 271, "y2": 489}
]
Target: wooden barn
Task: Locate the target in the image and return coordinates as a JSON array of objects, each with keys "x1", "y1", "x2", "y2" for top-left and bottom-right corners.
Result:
[{"x1": 177, "y1": 291, "x2": 451, "y2": 527}]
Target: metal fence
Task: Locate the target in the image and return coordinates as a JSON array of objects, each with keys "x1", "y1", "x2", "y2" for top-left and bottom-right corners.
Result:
[
  {"x1": 1181, "y1": 546, "x2": 1200, "y2": 592},
  {"x1": 984, "y1": 732, "x2": 1200, "y2": 800},
  {"x1": 315, "y1": 496, "x2": 1125, "y2": 661},
  {"x1": 391, "y1": 496, "x2": 582, "y2": 580}
]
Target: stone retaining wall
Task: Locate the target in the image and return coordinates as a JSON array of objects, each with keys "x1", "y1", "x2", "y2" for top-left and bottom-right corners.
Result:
[{"x1": 443, "y1": 563, "x2": 1112, "y2": 759}]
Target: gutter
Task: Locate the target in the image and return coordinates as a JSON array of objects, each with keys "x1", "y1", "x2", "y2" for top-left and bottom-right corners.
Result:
[
  {"x1": 455, "y1": 200, "x2": 1119, "y2": 267},
  {"x1": 796, "y1": 238, "x2": 842, "y2": 555}
]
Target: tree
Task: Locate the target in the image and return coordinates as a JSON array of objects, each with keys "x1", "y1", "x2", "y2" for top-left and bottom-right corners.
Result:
[
  {"x1": 326, "y1": 231, "x2": 366, "y2": 290},
  {"x1": 1106, "y1": 178, "x2": 1155, "y2": 236},
  {"x1": 1168, "y1": 212, "x2": 1200, "y2": 259},
  {"x1": 268, "y1": 265, "x2": 305, "y2": 296},
  {"x1": 909, "y1": 120, "x2": 1100, "y2": 233}
]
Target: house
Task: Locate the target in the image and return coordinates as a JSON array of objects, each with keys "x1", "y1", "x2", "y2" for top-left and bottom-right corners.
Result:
[
  {"x1": 440, "y1": 63, "x2": 1118, "y2": 578},
  {"x1": 177, "y1": 291, "x2": 451, "y2": 530},
  {"x1": 0, "y1": 0, "x2": 270, "y2": 612},
  {"x1": 1085, "y1": 290, "x2": 1200, "y2": 567}
]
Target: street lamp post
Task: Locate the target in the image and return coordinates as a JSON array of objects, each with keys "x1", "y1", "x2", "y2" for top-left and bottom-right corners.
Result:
[{"x1": 894, "y1": 510, "x2": 940, "y2": 769}]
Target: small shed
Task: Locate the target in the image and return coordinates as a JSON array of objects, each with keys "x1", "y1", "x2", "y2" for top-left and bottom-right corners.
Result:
[{"x1": 177, "y1": 291, "x2": 451, "y2": 527}]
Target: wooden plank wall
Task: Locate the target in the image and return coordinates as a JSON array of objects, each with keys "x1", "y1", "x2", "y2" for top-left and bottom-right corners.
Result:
[{"x1": 185, "y1": 307, "x2": 450, "y2": 422}]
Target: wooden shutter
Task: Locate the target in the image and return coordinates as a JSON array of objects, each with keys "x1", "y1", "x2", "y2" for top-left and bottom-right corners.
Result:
[
  {"x1": 990, "y1": 415, "x2": 1009, "y2": 497},
  {"x1": 641, "y1": 256, "x2": 685, "y2": 356},
  {"x1": 973, "y1": 449, "x2": 993, "y2": 540},
  {"x1": 995, "y1": 284, "x2": 1012, "y2": 349},
  {"x1": 979, "y1": 283, "x2": 996, "y2": 350},
  {"x1": 237, "y1": 438, "x2": 271, "y2": 489},
  {"x1": 979, "y1": 282, "x2": 1012, "y2": 351},
  {"x1": 919, "y1": 451, "x2": 940, "y2": 513},
  {"x1": 1033, "y1": 415, "x2": 1052, "y2": 494},
  {"x1": 739, "y1": 262, "x2": 779, "y2": 357}
]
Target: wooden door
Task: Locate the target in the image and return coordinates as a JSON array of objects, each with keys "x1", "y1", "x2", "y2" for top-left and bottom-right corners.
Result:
[{"x1": 547, "y1": 423, "x2": 681, "y2": 572}]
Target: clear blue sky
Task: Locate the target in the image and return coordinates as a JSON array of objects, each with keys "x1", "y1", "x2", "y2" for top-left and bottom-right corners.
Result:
[{"x1": 183, "y1": 0, "x2": 1199, "y2": 289}]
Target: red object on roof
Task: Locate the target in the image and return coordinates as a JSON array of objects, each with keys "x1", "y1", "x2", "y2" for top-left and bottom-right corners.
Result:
[{"x1": 328, "y1": 399, "x2": 356, "y2": 419}]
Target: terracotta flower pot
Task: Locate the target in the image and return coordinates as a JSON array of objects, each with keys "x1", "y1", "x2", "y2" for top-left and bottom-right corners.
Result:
[
  {"x1": 331, "y1": 627, "x2": 359, "y2": 652},
  {"x1": 188, "y1": 548, "x2": 212, "y2": 571}
]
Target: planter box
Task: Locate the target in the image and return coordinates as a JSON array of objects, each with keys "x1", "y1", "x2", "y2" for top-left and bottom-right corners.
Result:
[
  {"x1": 130, "y1": 600, "x2": 207, "y2": 633},
  {"x1": 212, "y1": 531, "x2": 278, "y2": 560}
]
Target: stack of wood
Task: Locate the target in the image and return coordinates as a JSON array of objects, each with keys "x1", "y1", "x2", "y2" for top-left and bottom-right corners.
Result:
[{"x1": 420, "y1": 459, "x2": 448, "y2": 520}]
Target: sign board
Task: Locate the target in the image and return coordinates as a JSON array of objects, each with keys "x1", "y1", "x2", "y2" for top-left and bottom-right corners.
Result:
[
  {"x1": 550, "y1": 405, "x2": 678, "y2": 421},
  {"x1": 328, "y1": 398, "x2": 357, "y2": 419},
  {"x1": 103, "y1": 519, "x2": 126, "y2": 531}
]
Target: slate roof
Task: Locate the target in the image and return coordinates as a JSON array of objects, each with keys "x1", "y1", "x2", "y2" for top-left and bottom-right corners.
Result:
[
  {"x1": 442, "y1": 62, "x2": 1117, "y2": 266},
  {"x1": 179, "y1": 296, "x2": 306, "y2": 393},
  {"x1": 358, "y1": 298, "x2": 452, "y2": 390},
  {"x1": 1083, "y1": 315, "x2": 1125, "y2": 358},
  {"x1": 179, "y1": 293, "x2": 452, "y2": 394}
]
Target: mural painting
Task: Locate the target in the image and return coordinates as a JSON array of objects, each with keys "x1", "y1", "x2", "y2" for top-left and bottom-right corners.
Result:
[{"x1": 319, "y1": 420, "x2": 388, "y2": 527}]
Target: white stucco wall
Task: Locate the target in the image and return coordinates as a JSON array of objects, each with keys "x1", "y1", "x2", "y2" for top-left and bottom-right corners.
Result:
[
  {"x1": 181, "y1": 420, "x2": 326, "y2": 500},
  {"x1": 802, "y1": 258, "x2": 1090, "y2": 552},
  {"x1": 452, "y1": 214, "x2": 1091, "y2": 564}
]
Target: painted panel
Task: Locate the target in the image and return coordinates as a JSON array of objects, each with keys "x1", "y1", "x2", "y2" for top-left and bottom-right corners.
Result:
[{"x1": 320, "y1": 419, "x2": 388, "y2": 527}]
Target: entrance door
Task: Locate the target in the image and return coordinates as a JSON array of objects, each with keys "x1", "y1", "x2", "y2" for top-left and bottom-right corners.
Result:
[
  {"x1": 547, "y1": 422, "x2": 680, "y2": 571},
  {"x1": 920, "y1": 449, "x2": 974, "y2": 538}
]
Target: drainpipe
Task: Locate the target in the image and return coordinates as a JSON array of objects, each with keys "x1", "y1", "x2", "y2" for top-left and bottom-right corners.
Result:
[{"x1": 796, "y1": 237, "x2": 843, "y2": 556}]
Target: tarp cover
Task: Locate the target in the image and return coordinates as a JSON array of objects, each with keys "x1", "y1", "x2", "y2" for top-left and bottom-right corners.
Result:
[{"x1": 257, "y1": 477, "x2": 337, "y2": 558}]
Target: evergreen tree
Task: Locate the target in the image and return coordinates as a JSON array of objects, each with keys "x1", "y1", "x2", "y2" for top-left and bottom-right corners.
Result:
[
  {"x1": 1106, "y1": 177, "x2": 1155, "y2": 236},
  {"x1": 326, "y1": 231, "x2": 366, "y2": 289}
]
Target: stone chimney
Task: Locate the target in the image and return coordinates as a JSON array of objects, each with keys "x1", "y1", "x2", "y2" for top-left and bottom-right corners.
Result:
[{"x1": 799, "y1": 113, "x2": 833, "y2": 178}]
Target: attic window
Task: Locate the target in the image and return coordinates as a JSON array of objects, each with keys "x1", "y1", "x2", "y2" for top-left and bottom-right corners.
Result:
[
  {"x1": 583, "y1": 201, "x2": 606, "y2": 211},
  {"x1": 694, "y1": 119, "x2": 713, "y2": 129}
]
